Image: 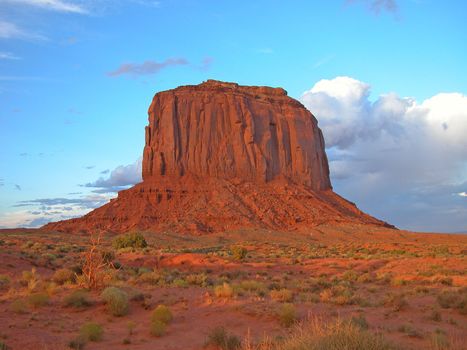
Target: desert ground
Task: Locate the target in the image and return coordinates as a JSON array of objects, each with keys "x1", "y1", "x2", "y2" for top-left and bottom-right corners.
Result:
[{"x1": 0, "y1": 226, "x2": 466, "y2": 350}]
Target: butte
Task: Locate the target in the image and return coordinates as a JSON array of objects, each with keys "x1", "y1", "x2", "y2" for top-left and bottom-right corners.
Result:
[{"x1": 43, "y1": 80, "x2": 393, "y2": 234}]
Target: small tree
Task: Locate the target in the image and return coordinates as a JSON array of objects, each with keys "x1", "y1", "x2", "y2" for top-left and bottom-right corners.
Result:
[{"x1": 79, "y1": 232, "x2": 113, "y2": 290}]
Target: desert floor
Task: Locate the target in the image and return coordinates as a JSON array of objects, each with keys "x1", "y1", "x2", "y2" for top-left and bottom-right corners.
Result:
[{"x1": 0, "y1": 226, "x2": 466, "y2": 349}]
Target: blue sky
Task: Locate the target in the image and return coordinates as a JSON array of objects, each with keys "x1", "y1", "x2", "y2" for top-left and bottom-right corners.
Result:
[{"x1": 0, "y1": 0, "x2": 466, "y2": 232}]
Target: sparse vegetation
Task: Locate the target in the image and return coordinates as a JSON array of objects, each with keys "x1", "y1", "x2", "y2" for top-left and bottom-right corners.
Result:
[
  {"x1": 52, "y1": 268, "x2": 76, "y2": 285},
  {"x1": 79, "y1": 322, "x2": 103, "y2": 342},
  {"x1": 204, "y1": 327, "x2": 241, "y2": 350},
  {"x1": 63, "y1": 290, "x2": 91, "y2": 308},
  {"x1": 253, "y1": 317, "x2": 397, "y2": 350},
  {"x1": 28, "y1": 292, "x2": 49, "y2": 308},
  {"x1": 113, "y1": 232, "x2": 147, "y2": 250},
  {"x1": 277, "y1": 303, "x2": 298, "y2": 327},
  {"x1": 214, "y1": 282, "x2": 234, "y2": 298},
  {"x1": 230, "y1": 246, "x2": 247, "y2": 261},
  {"x1": 101, "y1": 286, "x2": 129, "y2": 316},
  {"x1": 270, "y1": 288, "x2": 294, "y2": 302},
  {"x1": 150, "y1": 305, "x2": 173, "y2": 337}
]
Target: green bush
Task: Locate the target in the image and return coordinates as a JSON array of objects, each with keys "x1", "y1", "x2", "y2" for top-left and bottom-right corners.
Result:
[
  {"x1": 10, "y1": 299, "x2": 28, "y2": 314},
  {"x1": 80, "y1": 322, "x2": 103, "y2": 342},
  {"x1": 278, "y1": 303, "x2": 298, "y2": 327},
  {"x1": 63, "y1": 290, "x2": 91, "y2": 308},
  {"x1": 52, "y1": 268, "x2": 75, "y2": 285},
  {"x1": 230, "y1": 246, "x2": 247, "y2": 260},
  {"x1": 150, "y1": 305, "x2": 172, "y2": 337},
  {"x1": 113, "y1": 232, "x2": 147, "y2": 250},
  {"x1": 151, "y1": 304, "x2": 173, "y2": 324},
  {"x1": 204, "y1": 327, "x2": 241, "y2": 350},
  {"x1": 101, "y1": 286, "x2": 129, "y2": 316},
  {"x1": 28, "y1": 292, "x2": 49, "y2": 308}
]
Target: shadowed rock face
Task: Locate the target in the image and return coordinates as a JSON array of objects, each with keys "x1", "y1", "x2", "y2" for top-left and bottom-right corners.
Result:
[
  {"x1": 142, "y1": 80, "x2": 331, "y2": 191},
  {"x1": 43, "y1": 80, "x2": 392, "y2": 234}
]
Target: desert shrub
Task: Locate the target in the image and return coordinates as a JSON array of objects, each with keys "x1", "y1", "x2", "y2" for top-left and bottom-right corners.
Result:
[
  {"x1": 21, "y1": 267, "x2": 40, "y2": 291},
  {"x1": 230, "y1": 246, "x2": 247, "y2": 261},
  {"x1": 63, "y1": 290, "x2": 91, "y2": 308},
  {"x1": 150, "y1": 320, "x2": 167, "y2": 337},
  {"x1": 271, "y1": 288, "x2": 294, "y2": 302},
  {"x1": 437, "y1": 290, "x2": 460, "y2": 309},
  {"x1": 138, "y1": 271, "x2": 163, "y2": 285},
  {"x1": 357, "y1": 273, "x2": 374, "y2": 283},
  {"x1": 0, "y1": 341, "x2": 10, "y2": 350},
  {"x1": 186, "y1": 273, "x2": 209, "y2": 287},
  {"x1": 266, "y1": 317, "x2": 397, "y2": 350},
  {"x1": 433, "y1": 276, "x2": 453, "y2": 286},
  {"x1": 385, "y1": 293, "x2": 408, "y2": 312},
  {"x1": 0, "y1": 274, "x2": 10, "y2": 290},
  {"x1": 320, "y1": 289, "x2": 333, "y2": 303},
  {"x1": 150, "y1": 305, "x2": 172, "y2": 337},
  {"x1": 80, "y1": 322, "x2": 103, "y2": 342},
  {"x1": 214, "y1": 283, "x2": 234, "y2": 298},
  {"x1": 342, "y1": 270, "x2": 358, "y2": 282},
  {"x1": 350, "y1": 315, "x2": 369, "y2": 330},
  {"x1": 204, "y1": 327, "x2": 241, "y2": 350},
  {"x1": 391, "y1": 277, "x2": 407, "y2": 287},
  {"x1": 397, "y1": 324, "x2": 423, "y2": 338},
  {"x1": 101, "y1": 286, "x2": 129, "y2": 316},
  {"x1": 429, "y1": 330, "x2": 463, "y2": 350},
  {"x1": 151, "y1": 305, "x2": 173, "y2": 324},
  {"x1": 430, "y1": 309, "x2": 442, "y2": 322},
  {"x1": 240, "y1": 280, "x2": 266, "y2": 294},
  {"x1": 28, "y1": 292, "x2": 49, "y2": 308},
  {"x1": 113, "y1": 232, "x2": 147, "y2": 250},
  {"x1": 172, "y1": 278, "x2": 188, "y2": 288},
  {"x1": 10, "y1": 299, "x2": 28, "y2": 314},
  {"x1": 68, "y1": 337, "x2": 85, "y2": 350},
  {"x1": 278, "y1": 303, "x2": 298, "y2": 327},
  {"x1": 52, "y1": 268, "x2": 75, "y2": 285},
  {"x1": 127, "y1": 320, "x2": 136, "y2": 335}
]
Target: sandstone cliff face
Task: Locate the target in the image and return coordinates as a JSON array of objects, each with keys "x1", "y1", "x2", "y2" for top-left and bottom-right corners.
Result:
[
  {"x1": 43, "y1": 80, "x2": 391, "y2": 234},
  {"x1": 142, "y1": 80, "x2": 331, "y2": 191}
]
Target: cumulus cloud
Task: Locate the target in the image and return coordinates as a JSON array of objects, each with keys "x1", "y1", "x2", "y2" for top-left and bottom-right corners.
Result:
[
  {"x1": 301, "y1": 76, "x2": 467, "y2": 232},
  {"x1": 107, "y1": 58, "x2": 189, "y2": 77},
  {"x1": 3, "y1": 0, "x2": 88, "y2": 13},
  {"x1": 84, "y1": 157, "x2": 142, "y2": 192}
]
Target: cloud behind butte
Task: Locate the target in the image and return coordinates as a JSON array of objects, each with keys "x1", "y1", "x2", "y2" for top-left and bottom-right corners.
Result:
[{"x1": 300, "y1": 76, "x2": 467, "y2": 232}]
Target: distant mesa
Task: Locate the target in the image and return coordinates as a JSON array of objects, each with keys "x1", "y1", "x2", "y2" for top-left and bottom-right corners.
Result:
[{"x1": 43, "y1": 80, "x2": 393, "y2": 234}]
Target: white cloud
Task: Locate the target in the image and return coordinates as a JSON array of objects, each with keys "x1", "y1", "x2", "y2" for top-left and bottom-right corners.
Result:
[
  {"x1": 301, "y1": 76, "x2": 467, "y2": 232},
  {"x1": 0, "y1": 20, "x2": 46, "y2": 40},
  {"x1": 0, "y1": 194, "x2": 112, "y2": 228},
  {"x1": 85, "y1": 157, "x2": 142, "y2": 192},
  {"x1": 3, "y1": 0, "x2": 88, "y2": 13},
  {"x1": 0, "y1": 51, "x2": 20, "y2": 60}
]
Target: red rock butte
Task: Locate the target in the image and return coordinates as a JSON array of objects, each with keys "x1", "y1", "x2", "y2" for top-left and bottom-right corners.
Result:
[{"x1": 43, "y1": 80, "x2": 392, "y2": 234}]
